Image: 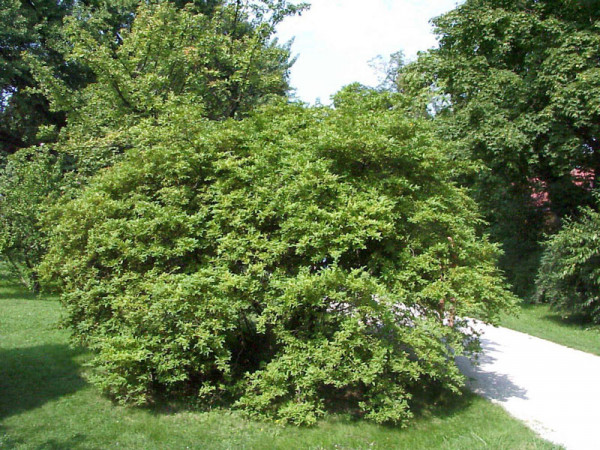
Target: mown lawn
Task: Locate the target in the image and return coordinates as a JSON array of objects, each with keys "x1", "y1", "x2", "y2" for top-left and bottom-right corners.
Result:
[
  {"x1": 501, "y1": 302, "x2": 600, "y2": 357},
  {"x1": 0, "y1": 277, "x2": 558, "y2": 449}
]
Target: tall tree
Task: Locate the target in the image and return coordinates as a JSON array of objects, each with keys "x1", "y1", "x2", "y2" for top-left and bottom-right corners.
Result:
[
  {"x1": 0, "y1": 0, "x2": 277, "y2": 157},
  {"x1": 401, "y1": 0, "x2": 600, "y2": 295}
]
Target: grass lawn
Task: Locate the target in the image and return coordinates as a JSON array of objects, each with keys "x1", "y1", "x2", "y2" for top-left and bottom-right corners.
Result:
[
  {"x1": 0, "y1": 277, "x2": 558, "y2": 449},
  {"x1": 501, "y1": 302, "x2": 600, "y2": 356}
]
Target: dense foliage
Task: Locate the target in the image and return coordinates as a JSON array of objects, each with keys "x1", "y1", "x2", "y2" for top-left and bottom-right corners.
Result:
[
  {"x1": 400, "y1": 0, "x2": 600, "y2": 296},
  {"x1": 0, "y1": 147, "x2": 64, "y2": 291},
  {"x1": 0, "y1": 0, "x2": 304, "y2": 286},
  {"x1": 536, "y1": 202, "x2": 600, "y2": 324},
  {"x1": 33, "y1": 1, "x2": 304, "y2": 177},
  {"x1": 41, "y1": 89, "x2": 516, "y2": 425},
  {"x1": 0, "y1": 0, "x2": 278, "y2": 157}
]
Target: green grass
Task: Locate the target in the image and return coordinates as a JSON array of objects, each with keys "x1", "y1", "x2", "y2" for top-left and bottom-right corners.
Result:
[
  {"x1": 501, "y1": 302, "x2": 600, "y2": 356},
  {"x1": 0, "y1": 278, "x2": 559, "y2": 449}
]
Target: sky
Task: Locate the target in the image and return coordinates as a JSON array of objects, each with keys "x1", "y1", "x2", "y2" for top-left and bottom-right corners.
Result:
[{"x1": 275, "y1": 0, "x2": 462, "y2": 104}]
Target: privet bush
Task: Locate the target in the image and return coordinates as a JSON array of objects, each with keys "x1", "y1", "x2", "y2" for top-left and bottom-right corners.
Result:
[
  {"x1": 42, "y1": 90, "x2": 515, "y2": 425},
  {"x1": 536, "y1": 203, "x2": 600, "y2": 324}
]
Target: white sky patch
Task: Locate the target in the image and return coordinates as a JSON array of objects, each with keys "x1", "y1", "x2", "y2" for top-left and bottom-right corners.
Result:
[{"x1": 275, "y1": 0, "x2": 463, "y2": 104}]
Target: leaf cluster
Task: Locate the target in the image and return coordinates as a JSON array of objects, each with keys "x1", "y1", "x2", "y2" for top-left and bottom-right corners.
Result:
[{"x1": 0, "y1": 146, "x2": 65, "y2": 290}]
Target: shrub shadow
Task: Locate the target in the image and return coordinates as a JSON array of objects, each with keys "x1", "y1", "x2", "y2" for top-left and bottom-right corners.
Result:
[
  {"x1": 542, "y1": 312, "x2": 597, "y2": 329},
  {"x1": 33, "y1": 433, "x2": 88, "y2": 449},
  {"x1": 0, "y1": 286, "x2": 59, "y2": 303},
  {"x1": 455, "y1": 337, "x2": 529, "y2": 402},
  {"x1": 0, "y1": 286, "x2": 40, "y2": 301},
  {"x1": 0, "y1": 344, "x2": 87, "y2": 421}
]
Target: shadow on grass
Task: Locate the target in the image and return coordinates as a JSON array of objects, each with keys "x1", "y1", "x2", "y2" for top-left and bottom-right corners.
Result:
[
  {"x1": 0, "y1": 344, "x2": 87, "y2": 421},
  {"x1": 0, "y1": 284, "x2": 58, "y2": 302},
  {"x1": 541, "y1": 311, "x2": 597, "y2": 329},
  {"x1": 313, "y1": 387, "x2": 482, "y2": 430},
  {"x1": 142, "y1": 375, "x2": 481, "y2": 429},
  {"x1": 33, "y1": 433, "x2": 88, "y2": 449},
  {"x1": 519, "y1": 301, "x2": 580, "y2": 322},
  {"x1": 0, "y1": 280, "x2": 34, "y2": 297},
  {"x1": 0, "y1": 428, "x2": 87, "y2": 450},
  {"x1": 405, "y1": 386, "x2": 477, "y2": 424},
  {"x1": 520, "y1": 302, "x2": 600, "y2": 330}
]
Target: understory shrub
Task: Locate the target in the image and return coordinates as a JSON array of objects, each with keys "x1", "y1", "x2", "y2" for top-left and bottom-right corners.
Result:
[
  {"x1": 0, "y1": 147, "x2": 65, "y2": 291},
  {"x1": 536, "y1": 203, "x2": 600, "y2": 323},
  {"x1": 41, "y1": 91, "x2": 515, "y2": 425}
]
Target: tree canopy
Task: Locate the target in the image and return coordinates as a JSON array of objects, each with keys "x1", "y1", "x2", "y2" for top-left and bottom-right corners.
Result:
[
  {"x1": 398, "y1": 0, "x2": 600, "y2": 295},
  {"x1": 0, "y1": 0, "x2": 302, "y2": 157}
]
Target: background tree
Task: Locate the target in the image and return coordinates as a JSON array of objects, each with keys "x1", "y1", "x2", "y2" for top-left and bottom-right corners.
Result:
[
  {"x1": 0, "y1": 0, "x2": 79, "y2": 155},
  {"x1": 0, "y1": 0, "x2": 282, "y2": 157},
  {"x1": 0, "y1": 0, "x2": 146, "y2": 156},
  {"x1": 33, "y1": 0, "x2": 305, "y2": 177},
  {"x1": 399, "y1": 0, "x2": 600, "y2": 296}
]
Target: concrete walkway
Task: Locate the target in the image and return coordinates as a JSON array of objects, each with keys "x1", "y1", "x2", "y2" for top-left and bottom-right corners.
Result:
[{"x1": 456, "y1": 324, "x2": 600, "y2": 450}]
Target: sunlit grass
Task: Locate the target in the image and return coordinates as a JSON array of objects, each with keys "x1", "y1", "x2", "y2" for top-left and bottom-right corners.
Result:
[
  {"x1": 501, "y1": 302, "x2": 600, "y2": 356},
  {"x1": 0, "y1": 275, "x2": 558, "y2": 449}
]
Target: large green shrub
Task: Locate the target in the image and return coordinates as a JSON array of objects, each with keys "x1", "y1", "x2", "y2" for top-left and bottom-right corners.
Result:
[
  {"x1": 536, "y1": 203, "x2": 600, "y2": 323},
  {"x1": 41, "y1": 90, "x2": 515, "y2": 425}
]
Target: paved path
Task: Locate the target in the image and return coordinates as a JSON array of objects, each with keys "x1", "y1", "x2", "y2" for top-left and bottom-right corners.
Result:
[{"x1": 456, "y1": 324, "x2": 600, "y2": 450}]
